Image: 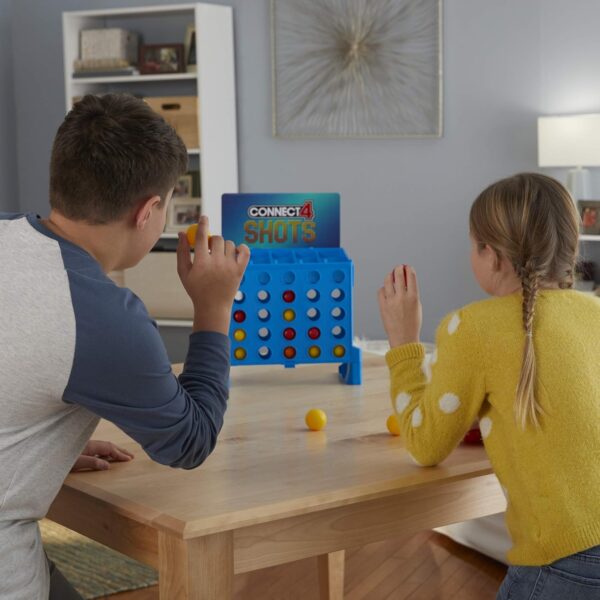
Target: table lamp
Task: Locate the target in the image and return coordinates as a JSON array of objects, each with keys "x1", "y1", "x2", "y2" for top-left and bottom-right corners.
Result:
[{"x1": 538, "y1": 113, "x2": 600, "y2": 200}]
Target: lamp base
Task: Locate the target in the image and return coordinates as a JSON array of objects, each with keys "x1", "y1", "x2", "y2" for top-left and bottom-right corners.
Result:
[{"x1": 567, "y1": 167, "x2": 591, "y2": 200}]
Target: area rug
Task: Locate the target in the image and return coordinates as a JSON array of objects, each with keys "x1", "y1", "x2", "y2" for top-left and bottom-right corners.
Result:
[{"x1": 40, "y1": 519, "x2": 157, "y2": 599}]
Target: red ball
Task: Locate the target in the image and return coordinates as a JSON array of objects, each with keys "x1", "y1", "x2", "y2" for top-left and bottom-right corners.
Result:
[
  {"x1": 283, "y1": 327, "x2": 296, "y2": 340},
  {"x1": 282, "y1": 290, "x2": 296, "y2": 303},
  {"x1": 463, "y1": 428, "x2": 483, "y2": 445},
  {"x1": 233, "y1": 310, "x2": 246, "y2": 323},
  {"x1": 308, "y1": 327, "x2": 321, "y2": 340},
  {"x1": 283, "y1": 346, "x2": 296, "y2": 359}
]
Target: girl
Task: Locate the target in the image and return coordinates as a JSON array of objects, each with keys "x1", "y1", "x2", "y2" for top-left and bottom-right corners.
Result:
[{"x1": 378, "y1": 173, "x2": 600, "y2": 599}]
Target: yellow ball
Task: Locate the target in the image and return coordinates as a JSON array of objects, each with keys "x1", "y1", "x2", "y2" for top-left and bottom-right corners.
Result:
[
  {"x1": 333, "y1": 345, "x2": 346, "y2": 358},
  {"x1": 386, "y1": 414, "x2": 401, "y2": 436},
  {"x1": 305, "y1": 408, "x2": 327, "y2": 431},
  {"x1": 233, "y1": 329, "x2": 246, "y2": 341},
  {"x1": 283, "y1": 309, "x2": 296, "y2": 322},
  {"x1": 185, "y1": 223, "x2": 210, "y2": 247},
  {"x1": 308, "y1": 345, "x2": 321, "y2": 358},
  {"x1": 234, "y1": 347, "x2": 247, "y2": 360},
  {"x1": 186, "y1": 223, "x2": 198, "y2": 247}
]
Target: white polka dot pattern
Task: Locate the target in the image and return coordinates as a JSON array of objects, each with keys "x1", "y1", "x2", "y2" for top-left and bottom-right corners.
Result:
[
  {"x1": 448, "y1": 312, "x2": 461, "y2": 334},
  {"x1": 421, "y1": 354, "x2": 433, "y2": 383},
  {"x1": 408, "y1": 452, "x2": 423, "y2": 466},
  {"x1": 411, "y1": 407, "x2": 423, "y2": 427},
  {"x1": 480, "y1": 417, "x2": 492, "y2": 439},
  {"x1": 438, "y1": 393, "x2": 460, "y2": 414},
  {"x1": 394, "y1": 392, "x2": 411, "y2": 414}
]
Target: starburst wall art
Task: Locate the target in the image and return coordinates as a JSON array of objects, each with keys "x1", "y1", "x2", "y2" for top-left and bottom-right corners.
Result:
[{"x1": 271, "y1": 0, "x2": 443, "y2": 138}]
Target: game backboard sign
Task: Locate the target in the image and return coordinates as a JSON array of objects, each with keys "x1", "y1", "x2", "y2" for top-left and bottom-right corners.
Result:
[{"x1": 222, "y1": 193, "x2": 340, "y2": 248}]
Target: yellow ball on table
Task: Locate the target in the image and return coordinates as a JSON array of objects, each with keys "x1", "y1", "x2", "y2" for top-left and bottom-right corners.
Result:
[
  {"x1": 386, "y1": 414, "x2": 401, "y2": 436},
  {"x1": 305, "y1": 408, "x2": 327, "y2": 431}
]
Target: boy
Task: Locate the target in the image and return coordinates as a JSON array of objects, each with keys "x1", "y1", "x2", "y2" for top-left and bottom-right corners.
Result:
[{"x1": 0, "y1": 94, "x2": 249, "y2": 599}]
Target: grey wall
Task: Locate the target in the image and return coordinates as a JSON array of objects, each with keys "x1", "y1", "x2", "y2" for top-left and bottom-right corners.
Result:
[
  {"x1": 0, "y1": 0, "x2": 17, "y2": 211},
  {"x1": 8, "y1": 0, "x2": 600, "y2": 341}
]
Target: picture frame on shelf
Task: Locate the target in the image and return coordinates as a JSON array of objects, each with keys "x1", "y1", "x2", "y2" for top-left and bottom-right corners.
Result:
[
  {"x1": 173, "y1": 174, "x2": 193, "y2": 197},
  {"x1": 578, "y1": 200, "x2": 600, "y2": 235},
  {"x1": 139, "y1": 43, "x2": 184, "y2": 74},
  {"x1": 166, "y1": 197, "x2": 202, "y2": 232},
  {"x1": 184, "y1": 24, "x2": 197, "y2": 73}
]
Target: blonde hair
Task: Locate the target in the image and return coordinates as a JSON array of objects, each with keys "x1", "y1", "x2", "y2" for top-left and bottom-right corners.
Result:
[{"x1": 469, "y1": 173, "x2": 580, "y2": 428}]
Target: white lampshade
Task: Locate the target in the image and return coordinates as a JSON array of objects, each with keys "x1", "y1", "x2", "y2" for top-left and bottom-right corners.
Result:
[{"x1": 538, "y1": 114, "x2": 600, "y2": 167}]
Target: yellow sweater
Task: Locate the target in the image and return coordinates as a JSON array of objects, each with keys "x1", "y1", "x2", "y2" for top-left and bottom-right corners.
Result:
[{"x1": 386, "y1": 289, "x2": 600, "y2": 566}]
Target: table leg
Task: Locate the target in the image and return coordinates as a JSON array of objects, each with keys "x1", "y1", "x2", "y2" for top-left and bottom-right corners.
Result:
[
  {"x1": 317, "y1": 549, "x2": 345, "y2": 600},
  {"x1": 158, "y1": 530, "x2": 233, "y2": 599}
]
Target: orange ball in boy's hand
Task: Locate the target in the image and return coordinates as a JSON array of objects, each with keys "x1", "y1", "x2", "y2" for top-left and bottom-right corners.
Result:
[
  {"x1": 386, "y1": 414, "x2": 401, "y2": 436},
  {"x1": 185, "y1": 222, "x2": 212, "y2": 247},
  {"x1": 305, "y1": 408, "x2": 327, "y2": 431}
]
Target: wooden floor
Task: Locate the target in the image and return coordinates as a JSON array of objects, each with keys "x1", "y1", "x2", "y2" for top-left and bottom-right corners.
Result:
[{"x1": 104, "y1": 531, "x2": 506, "y2": 600}]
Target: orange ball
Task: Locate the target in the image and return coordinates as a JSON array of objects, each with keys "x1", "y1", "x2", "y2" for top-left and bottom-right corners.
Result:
[
  {"x1": 305, "y1": 408, "x2": 327, "y2": 431},
  {"x1": 186, "y1": 223, "x2": 198, "y2": 247},
  {"x1": 386, "y1": 414, "x2": 401, "y2": 436},
  {"x1": 185, "y1": 223, "x2": 210, "y2": 247}
]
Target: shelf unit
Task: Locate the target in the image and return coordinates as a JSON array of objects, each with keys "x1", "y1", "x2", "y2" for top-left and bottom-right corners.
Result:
[
  {"x1": 62, "y1": 3, "x2": 238, "y2": 234},
  {"x1": 580, "y1": 234, "x2": 600, "y2": 242},
  {"x1": 63, "y1": 4, "x2": 238, "y2": 341}
]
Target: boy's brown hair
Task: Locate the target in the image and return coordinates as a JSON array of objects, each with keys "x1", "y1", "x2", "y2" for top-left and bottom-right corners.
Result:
[{"x1": 50, "y1": 93, "x2": 188, "y2": 224}]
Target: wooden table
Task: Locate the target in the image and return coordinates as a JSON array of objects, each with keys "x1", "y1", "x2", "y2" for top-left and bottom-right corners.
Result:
[{"x1": 48, "y1": 353, "x2": 506, "y2": 599}]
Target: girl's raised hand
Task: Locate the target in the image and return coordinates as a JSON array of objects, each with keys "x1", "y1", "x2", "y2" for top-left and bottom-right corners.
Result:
[{"x1": 378, "y1": 264, "x2": 423, "y2": 348}]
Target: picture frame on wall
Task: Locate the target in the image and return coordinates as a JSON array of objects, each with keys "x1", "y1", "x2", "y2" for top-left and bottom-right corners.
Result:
[
  {"x1": 578, "y1": 200, "x2": 600, "y2": 235},
  {"x1": 139, "y1": 44, "x2": 184, "y2": 74},
  {"x1": 271, "y1": 0, "x2": 442, "y2": 138},
  {"x1": 166, "y1": 197, "x2": 202, "y2": 232}
]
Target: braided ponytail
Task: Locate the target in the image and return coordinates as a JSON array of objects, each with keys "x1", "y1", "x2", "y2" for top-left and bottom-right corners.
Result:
[
  {"x1": 469, "y1": 173, "x2": 580, "y2": 429},
  {"x1": 515, "y1": 262, "x2": 545, "y2": 428}
]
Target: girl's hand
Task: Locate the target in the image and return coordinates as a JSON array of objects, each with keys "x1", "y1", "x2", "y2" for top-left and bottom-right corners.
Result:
[
  {"x1": 378, "y1": 265, "x2": 423, "y2": 348},
  {"x1": 71, "y1": 440, "x2": 134, "y2": 472}
]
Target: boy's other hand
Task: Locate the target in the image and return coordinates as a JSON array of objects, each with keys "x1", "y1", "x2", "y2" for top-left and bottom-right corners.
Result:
[
  {"x1": 71, "y1": 440, "x2": 134, "y2": 472},
  {"x1": 176, "y1": 216, "x2": 251, "y2": 334},
  {"x1": 378, "y1": 264, "x2": 423, "y2": 348}
]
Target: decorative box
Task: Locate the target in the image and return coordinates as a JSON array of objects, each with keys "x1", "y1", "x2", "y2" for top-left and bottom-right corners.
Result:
[
  {"x1": 80, "y1": 28, "x2": 139, "y2": 63},
  {"x1": 145, "y1": 96, "x2": 200, "y2": 149}
]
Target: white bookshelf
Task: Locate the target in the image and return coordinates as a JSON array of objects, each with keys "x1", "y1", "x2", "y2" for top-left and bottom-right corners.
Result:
[
  {"x1": 62, "y1": 3, "x2": 238, "y2": 234},
  {"x1": 580, "y1": 234, "x2": 600, "y2": 242}
]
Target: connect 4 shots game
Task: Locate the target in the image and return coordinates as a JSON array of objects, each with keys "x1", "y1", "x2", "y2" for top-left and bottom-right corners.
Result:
[{"x1": 222, "y1": 193, "x2": 362, "y2": 385}]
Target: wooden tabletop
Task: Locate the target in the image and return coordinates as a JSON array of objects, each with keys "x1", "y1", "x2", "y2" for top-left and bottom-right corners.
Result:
[{"x1": 64, "y1": 353, "x2": 494, "y2": 540}]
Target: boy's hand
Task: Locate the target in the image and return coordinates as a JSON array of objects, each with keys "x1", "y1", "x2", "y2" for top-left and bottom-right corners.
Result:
[
  {"x1": 71, "y1": 440, "x2": 134, "y2": 472},
  {"x1": 378, "y1": 264, "x2": 423, "y2": 348},
  {"x1": 176, "y1": 216, "x2": 250, "y2": 334}
]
